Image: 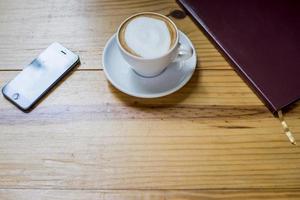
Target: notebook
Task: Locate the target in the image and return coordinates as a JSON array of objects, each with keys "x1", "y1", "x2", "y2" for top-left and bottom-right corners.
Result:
[{"x1": 177, "y1": 0, "x2": 300, "y2": 113}]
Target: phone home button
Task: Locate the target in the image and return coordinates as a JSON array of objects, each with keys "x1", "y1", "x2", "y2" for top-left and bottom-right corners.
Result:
[{"x1": 12, "y1": 93, "x2": 19, "y2": 100}]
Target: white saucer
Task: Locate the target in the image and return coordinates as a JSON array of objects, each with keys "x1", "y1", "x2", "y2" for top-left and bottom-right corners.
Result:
[{"x1": 102, "y1": 31, "x2": 197, "y2": 98}]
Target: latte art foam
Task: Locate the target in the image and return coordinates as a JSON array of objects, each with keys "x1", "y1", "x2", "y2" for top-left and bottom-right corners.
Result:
[{"x1": 119, "y1": 14, "x2": 177, "y2": 59}]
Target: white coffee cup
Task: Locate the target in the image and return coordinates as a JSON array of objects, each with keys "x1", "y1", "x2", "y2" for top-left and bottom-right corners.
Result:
[{"x1": 117, "y1": 12, "x2": 193, "y2": 77}]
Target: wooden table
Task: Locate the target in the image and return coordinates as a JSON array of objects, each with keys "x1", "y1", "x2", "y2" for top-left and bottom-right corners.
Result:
[{"x1": 1, "y1": 0, "x2": 300, "y2": 199}]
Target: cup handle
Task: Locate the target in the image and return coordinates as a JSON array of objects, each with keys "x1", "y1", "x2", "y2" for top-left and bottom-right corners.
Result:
[{"x1": 173, "y1": 42, "x2": 193, "y2": 63}]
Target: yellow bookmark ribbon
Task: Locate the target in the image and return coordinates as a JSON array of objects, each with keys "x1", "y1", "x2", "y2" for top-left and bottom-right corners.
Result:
[{"x1": 278, "y1": 110, "x2": 296, "y2": 145}]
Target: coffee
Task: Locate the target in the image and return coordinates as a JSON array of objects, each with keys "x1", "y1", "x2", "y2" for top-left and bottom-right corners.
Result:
[{"x1": 118, "y1": 13, "x2": 177, "y2": 59}]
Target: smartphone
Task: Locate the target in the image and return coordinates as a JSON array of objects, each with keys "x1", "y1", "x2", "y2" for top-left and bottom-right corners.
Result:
[{"x1": 2, "y1": 42, "x2": 79, "y2": 112}]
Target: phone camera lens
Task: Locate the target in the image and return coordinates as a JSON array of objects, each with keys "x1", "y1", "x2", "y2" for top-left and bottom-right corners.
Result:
[{"x1": 12, "y1": 93, "x2": 19, "y2": 100}]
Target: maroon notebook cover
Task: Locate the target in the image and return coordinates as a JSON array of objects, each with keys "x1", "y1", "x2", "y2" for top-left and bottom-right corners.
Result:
[{"x1": 178, "y1": 0, "x2": 300, "y2": 113}]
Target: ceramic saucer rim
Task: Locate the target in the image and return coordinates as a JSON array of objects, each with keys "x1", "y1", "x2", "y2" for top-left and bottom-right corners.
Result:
[{"x1": 102, "y1": 30, "x2": 197, "y2": 98}]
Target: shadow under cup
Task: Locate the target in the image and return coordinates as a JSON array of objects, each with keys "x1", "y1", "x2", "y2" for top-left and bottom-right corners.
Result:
[{"x1": 116, "y1": 12, "x2": 181, "y2": 77}]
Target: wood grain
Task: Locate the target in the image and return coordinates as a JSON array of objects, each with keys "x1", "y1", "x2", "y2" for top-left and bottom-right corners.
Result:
[
  {"x1": 1, "y1": 189, "x2": 300, "y2": 200},
  {"x1": 0, "y1": 71, "x2": 300, "y2": 190},
  {"x1": 0, "y1": 0, "x2": 229, "y2": 70},
  {"x1": 1, "y1": 0, "x2": 300, "y2": 198}
]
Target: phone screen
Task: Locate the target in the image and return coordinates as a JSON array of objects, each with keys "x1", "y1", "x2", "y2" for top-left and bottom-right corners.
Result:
[{"x1": 2, "y1": 43, "x2": 79, "y2": 111}]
